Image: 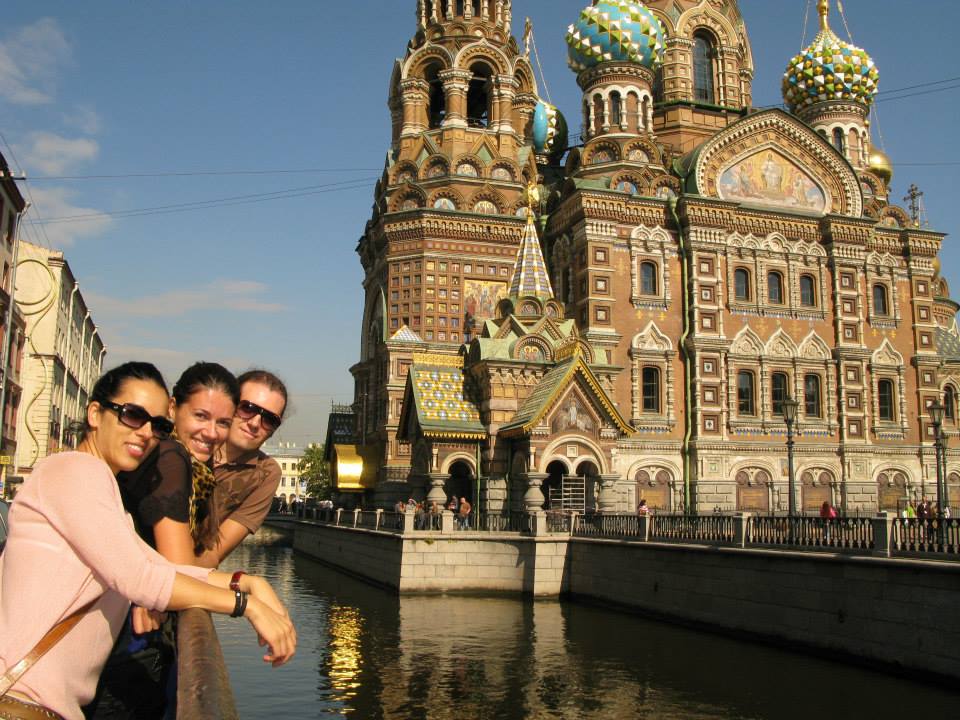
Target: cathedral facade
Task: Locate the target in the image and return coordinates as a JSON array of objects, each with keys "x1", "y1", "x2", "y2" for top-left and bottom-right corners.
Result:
[{"x1": 329, "y1": 0, "x2": 960, "y2": 516}]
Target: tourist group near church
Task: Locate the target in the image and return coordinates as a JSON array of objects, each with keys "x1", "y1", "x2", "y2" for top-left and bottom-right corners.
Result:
[{"x1": 327, "y1": 0, "x2": 959, "y2": 521}]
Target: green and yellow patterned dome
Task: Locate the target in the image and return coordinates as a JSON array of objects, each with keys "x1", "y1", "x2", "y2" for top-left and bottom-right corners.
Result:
[
  {"x1": 566, "y1": 1, "x2": 665, "y2": 74},
  {"x1": 782, "y1": 0, "x2": 879, "y2": 113}
]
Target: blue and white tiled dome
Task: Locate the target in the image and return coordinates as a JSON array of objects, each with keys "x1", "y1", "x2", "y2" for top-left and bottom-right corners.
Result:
[
  {"x1": 566, "y1": 1, "x2": 666, "y2": 74},
  {"x1": 532, "y1": 101, "x2": 568, "y2": 160}
]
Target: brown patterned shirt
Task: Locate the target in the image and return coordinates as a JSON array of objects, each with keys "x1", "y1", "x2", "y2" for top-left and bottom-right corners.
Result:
[{"x1": 212, "y1": 451, "x2": 281, "y2": 534}]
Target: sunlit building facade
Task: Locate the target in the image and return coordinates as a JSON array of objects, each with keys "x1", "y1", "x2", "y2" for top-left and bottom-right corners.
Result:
[{"x1": 334, "y1": 0, "x2": 959, "y2": 515}]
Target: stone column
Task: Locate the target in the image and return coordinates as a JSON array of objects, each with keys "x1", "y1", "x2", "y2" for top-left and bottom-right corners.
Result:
[
  {"x1": 733, "y1": 512, "x2": 752, "y2": 548},
  {"x1": 598, "y1": 474, "x2": 621, "y2": 513},
  {"x1": 440, "y1": 69, "x2": 470, "y2": 129},
  {"x1": 426, "y1": 472, "x2": 448, "y2": 507},
  {"x1": 523, "y1": 472, "x2": 548, "y2": 512},
  {"x1": 493, "y1": 75, "x2": 517, "y2": 134},
  {"x1": 872, "y1": 511, "x2": 895, "y2": 557},
  {"x1": 400, "y1": 79, "x2": 428, "y2": 137}
]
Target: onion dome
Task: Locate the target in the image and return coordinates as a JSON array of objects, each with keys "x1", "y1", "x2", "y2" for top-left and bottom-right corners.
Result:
[
  {"x1": 532, "y1": 101, "x2": 568, "y2": 161},
  {"x1": 782, "y1": 0, "x2": 878, "y2": 113},
  {"x1": 867, "y1": 147, "x2": 893, "y2": 186},
  {"x1": 566, "y1": 1, "x2": 666, "y2": 74}
]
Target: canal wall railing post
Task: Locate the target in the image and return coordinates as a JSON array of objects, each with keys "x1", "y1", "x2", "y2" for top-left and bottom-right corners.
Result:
[
  {"x1": 732, "y1": 512, "x2": 751, "y2": 548},
  {"x1": 531, "y1": 511, "x2": 548, "y2": 537},
  {"x1": 353, "y1": 509, "x2": 361, "y2": 528},
  {"x1": 375, "y1": 508, "x2": 383, "y2": 531},
  {"x1": 403, "y1": 508, "x2": 416, "y2": 533},
  {"x1": 872, "y1": 511, "x2": 895, "y2": 557},
  {"x1": 441, "y1": 510, "x2": 454, "y2": 533}
]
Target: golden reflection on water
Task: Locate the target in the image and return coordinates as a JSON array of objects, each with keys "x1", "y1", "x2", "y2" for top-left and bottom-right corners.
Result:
[{"x1": 326, "y1": 603, "x2": 364, "y2": 702}]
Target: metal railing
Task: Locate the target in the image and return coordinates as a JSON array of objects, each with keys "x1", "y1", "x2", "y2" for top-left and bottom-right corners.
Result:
[
  {"x1": 652, "y1": 514, "x2": 736, "y2": 543},
  {"x1": 286, "y1": 508, "x2": 960, "y2": 560},
  {"x1": 748, "y1": 516, "x2": 874, "y2": 550},
  {"x1": 892, "y1": 517, "x2": 960, "y2": 555},
  {"x1": 176, "y1": 609, "x2": 237, "y2": 719}
]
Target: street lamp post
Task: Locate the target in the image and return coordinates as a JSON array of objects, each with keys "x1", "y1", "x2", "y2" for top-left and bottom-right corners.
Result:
[
  {"x1": 782, "y1": 397, "x2": 800, "y2": 542},
  {"x1": 929, "y1": 401, "x2": 946, "y2": 545}
]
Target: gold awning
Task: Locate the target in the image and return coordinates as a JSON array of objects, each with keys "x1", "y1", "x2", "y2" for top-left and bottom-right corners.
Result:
[{"x1": 332, "y1": 444, "x2": 377, "y2": 492}]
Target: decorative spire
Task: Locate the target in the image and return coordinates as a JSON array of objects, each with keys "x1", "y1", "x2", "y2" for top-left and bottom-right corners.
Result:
[
  {"x1": 818, "y1": 0, "x2": 831, "y2": 32},
  {"x1": 508, "y1": 187, "x2": 554, "y2": 301}
]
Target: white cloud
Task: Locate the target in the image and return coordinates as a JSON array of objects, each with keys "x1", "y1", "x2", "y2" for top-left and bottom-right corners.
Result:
[
  {"x1": 87, "y1": 279, "x2": 288, "y2": 320},
  {"x1": 22, "y1": 186, "x2": 112, "y2": 248},
  {"x1": 16, "y1": 131, "x2": 99, "y2": 176},
  {"x1": 64, "y1": 105, "x2": 102, "y2": 135},
  {"x1": 0, "y1": 18, "x2": 70, "y2": 105}
]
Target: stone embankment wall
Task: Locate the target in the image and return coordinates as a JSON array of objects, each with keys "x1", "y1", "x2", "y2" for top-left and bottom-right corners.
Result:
[
  {"x1": 293, "y1": 523, "x2": 569, "y2": 595},
  {"x1": 567, "y1": 540, "x2": 960, "y2": 682},
  {"x1": 288, "y1": 521, "x2": 960, "y2": 681}
]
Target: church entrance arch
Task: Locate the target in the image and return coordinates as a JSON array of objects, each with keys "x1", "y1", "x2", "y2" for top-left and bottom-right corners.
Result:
[
  {"x1": 544, "y1": 460, "x2": 568, "y2": 510},
  {"x1": 446, "y1": 460, "x2": 474, "y2": 506},
  {"x1": 576, "y1": 460, "x2": 600, "y2": 512},
  {"x1": 801, "y1": 469, "x2": 833, "y2": 514}
]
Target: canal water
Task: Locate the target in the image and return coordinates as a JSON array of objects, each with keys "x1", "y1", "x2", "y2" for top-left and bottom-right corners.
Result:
[{"x1": 214, "y1": 535, "x2": 960, "y2": 719}]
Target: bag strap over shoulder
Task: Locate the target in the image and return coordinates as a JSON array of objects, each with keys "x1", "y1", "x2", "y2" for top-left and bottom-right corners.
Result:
[{"x1": 0, "y1": 598, "x2": 99, "y2": 696}]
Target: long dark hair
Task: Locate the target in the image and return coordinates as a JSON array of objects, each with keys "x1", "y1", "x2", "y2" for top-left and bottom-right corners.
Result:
[
  {"x1": 86, "y1": 362, "x2": 168, "y2": 432},
  {"x1": 172, "y1": 362, "x2": 240, "y2": 407}
]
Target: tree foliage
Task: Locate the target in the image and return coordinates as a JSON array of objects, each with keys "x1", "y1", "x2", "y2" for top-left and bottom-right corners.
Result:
[{"x1": 297, "y1": 443, "x2": 331, "y2": 499}]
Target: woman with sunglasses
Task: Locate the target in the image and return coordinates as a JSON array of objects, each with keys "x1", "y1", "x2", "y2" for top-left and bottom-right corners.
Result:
[
  {"x1": 86, "y1": 362, "x2": 240, "y2": 718},
  {"x1": 0, "y1": 362, "x2": 295, "y2": 720}
]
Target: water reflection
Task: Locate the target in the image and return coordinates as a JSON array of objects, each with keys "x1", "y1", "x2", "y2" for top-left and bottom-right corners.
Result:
[{"x1": 215, "y1": 540, "x2": 960, "y2": 719}]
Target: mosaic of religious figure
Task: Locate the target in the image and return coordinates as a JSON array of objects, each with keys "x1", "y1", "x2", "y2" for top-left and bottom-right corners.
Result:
[
  {"x1": 718, "y1": 150, "x2": 826, "y2": 213},
  {"x1": 551, "y1": 395, "x2": 595, "y2": 434},
  {"x1": 464, "y1": 280, "x2": 507, "y2": 321}
]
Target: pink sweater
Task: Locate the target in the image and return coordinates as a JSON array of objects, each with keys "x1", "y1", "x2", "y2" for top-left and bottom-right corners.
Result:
[{"x1": 0, "y1": 452, "x2": 211, "y2": 720}]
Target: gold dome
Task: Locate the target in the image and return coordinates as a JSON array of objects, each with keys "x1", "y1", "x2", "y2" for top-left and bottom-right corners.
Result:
[
  {"x1": 933, "y1": 257, "x2": 942, "y2": 280},
  {"x1": 868, "y1": 147, "x2": 893, "y2": 186}
]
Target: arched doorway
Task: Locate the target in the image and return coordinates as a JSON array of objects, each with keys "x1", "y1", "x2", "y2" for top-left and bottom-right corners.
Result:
[
  {"x1": 544, "y1": 460, "x2": 567, "y2": 510},
  {"x1": 948, "y1": 472, "x2": 960, "y2": 512},
  {"x1": 446, "y1": 461, "x2": 474, "y2": 506},
  {"x1": 635, "y1": 467, "x2": 671, "y2": 512},
  {"x1": 801, "y1": 469, "x2": 833, "y2": 514},
  {"x1": 876, "y1": 470, "x2": 908, "y2": 513},
  {"x1": 736, "y1": 468, "x2": 771, "y2": 513},
  {"x1": 576, "y1": 460, "x2": 600, "y2": 512}
]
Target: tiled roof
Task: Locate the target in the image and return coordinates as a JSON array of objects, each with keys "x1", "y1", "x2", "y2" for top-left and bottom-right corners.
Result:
[
  {"x1": 936, "y1": 327, "x2": 960, "y2": 360},
  {"x1": 391, "y1": 325, "x2": 424, "y2": 343},
  {"x1": 508, "y1": 213, "x2": 553, "y2": 300},
  {"x1": 408, "y1": 363, "x2": 484, "y2": 439}
]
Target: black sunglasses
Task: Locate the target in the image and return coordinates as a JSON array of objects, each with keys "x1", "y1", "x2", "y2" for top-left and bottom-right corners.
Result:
[
  {"x1": 236, "y1": 400, "x2": 283, "y2": 432},
  {"x1": 100, "y1": 400, "x2": 174, "y2": 439}
]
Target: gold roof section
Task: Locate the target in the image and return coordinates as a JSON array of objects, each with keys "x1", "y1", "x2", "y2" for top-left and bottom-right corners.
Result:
[{"x1": 331, "y1": 444, "x2": 378, "y2": 492}]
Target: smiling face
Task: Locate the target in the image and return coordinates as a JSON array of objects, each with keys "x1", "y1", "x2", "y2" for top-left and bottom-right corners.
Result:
[
  {"x1": 172, "y1": 387, "x2": 237, "y2": 463},
  {"x1": 227, "y1": 380, "x2": 287, "y2": 454},
  {"x1": 86, "y1": 378, "x2": 170, "y2": 475}
]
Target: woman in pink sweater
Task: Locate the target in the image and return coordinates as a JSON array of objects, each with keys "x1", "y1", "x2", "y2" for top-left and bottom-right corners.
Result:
[{"x1": 0, "y1": 362, "x2": 296, "y2": 720}]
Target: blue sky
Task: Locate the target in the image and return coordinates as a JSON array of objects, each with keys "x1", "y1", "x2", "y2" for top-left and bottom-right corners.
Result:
[{"x1": 1, "y1": 1, "x2": 957, "y2": 445}]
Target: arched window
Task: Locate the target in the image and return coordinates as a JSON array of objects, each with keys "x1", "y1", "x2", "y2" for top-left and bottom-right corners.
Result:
[
  {"x1": 642, "y1": 367, "x2": 661, "y2": 413},
  {"x1": 945, "y1": 385, "x2": 957, "y2": 421},
  {"x1": 583, "y1": 99, "x2": 591, "y2": 136},
  {"x1": 593, "y1": 94, "x2": 605, "y2": 129},
  {"x1": 767, "y1": 271, "x2": 784, "y2": 304},
  {"x1": 472, "y1": 0, "x2": 481, "y2": 17},
  {"x1": 456, "y1": 0, "x2": 465, "y2": 15},
  {"x1": 804, "y1": 374, "x2": 822, "y2": 418},
  {"x1": 873, "y1": 284, "x2": 889, "y2": 316},
  {"x1": 771, "y1": 372, "x2": 788, "y2": 416},
  {"x1": 425, "y1": 63, "x2": 446, "y2": 129},
  {"x1": 878, "y1": 379, "x2": 896, "y2": 421},
  {"x1": 610, "y1": 92, "x2": 622, "y2": 127},
  {"x1": 467, "y1": 62, "x2": 492, "y2": 127},
  {"x1": 641, "y1": 95, "x2": 650, "y2": 130},
  {"x1": 734, "y1": 268, "x2": 751, "y2": 301},
  {"x1": 832, "y1": 128, "x2": 846, "y2": 155},
  {"x1": 693, "y1": 33, "x2": 716, "y2": 104},
  {"x1": 640, "y1": 261, "x2": 658, "y2": 295},
  {"x1": 738, "y1": 371, "x2": 755, "y2": 416},
  {"x1": 800, "y1": 275, "x2": 817, "y2": 307}
]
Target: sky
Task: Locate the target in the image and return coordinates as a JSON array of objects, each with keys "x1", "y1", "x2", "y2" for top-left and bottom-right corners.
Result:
[{"x1": 1, "y1": 0, "x2": 958, "y2": 446}]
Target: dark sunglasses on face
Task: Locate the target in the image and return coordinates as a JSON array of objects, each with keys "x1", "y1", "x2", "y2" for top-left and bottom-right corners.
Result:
[
  {"x1": 236, "y1": 400, "x2": 283, "y2": 432},
  {"x1": 100, "y1": 400, "x2": 174, "y2": 439}
]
